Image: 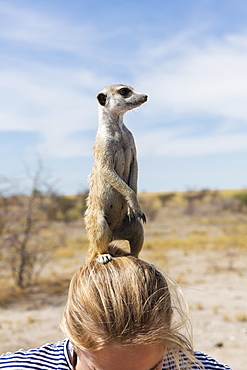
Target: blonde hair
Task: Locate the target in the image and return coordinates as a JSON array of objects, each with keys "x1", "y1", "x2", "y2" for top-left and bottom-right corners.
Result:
[{"x1": 61, "y1": 245, "x2": 202, "y2": 369}]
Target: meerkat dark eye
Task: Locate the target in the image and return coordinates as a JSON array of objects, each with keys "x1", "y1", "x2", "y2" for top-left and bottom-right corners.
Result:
[{"x1": 118, "y1": 88, "x2": 131, "y2": 97}]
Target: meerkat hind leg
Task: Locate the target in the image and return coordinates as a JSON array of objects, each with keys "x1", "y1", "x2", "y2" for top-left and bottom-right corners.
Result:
[
  {"x1": 113, "y1": 217, "x2": 144, "y2": 258},
  {"x1": 86, "y1": 213, "x2": 112, "y2": 263}
]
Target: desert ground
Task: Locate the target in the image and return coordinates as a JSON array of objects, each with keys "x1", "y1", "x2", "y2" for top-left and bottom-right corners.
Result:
[{"x1": 0, "y1": 191, "x2": 246, "y2": 369}]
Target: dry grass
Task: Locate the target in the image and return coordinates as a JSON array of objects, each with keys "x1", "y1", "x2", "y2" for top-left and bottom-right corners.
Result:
[
  {"x1": 235, "y1": 312, "x2": 247, "y2": 322},
  {"x1": 140, "y1": 190, "x2": 247, "y2": 272},
  {"x1": 0, "y1": 190, "x2": 246, "y2": 369},
  {"x1": 0, "y1": 279, "x2": 27, "y2": 306},
  {"x1": 1, "y1": 190, "x2": 247, "y2": 294}
]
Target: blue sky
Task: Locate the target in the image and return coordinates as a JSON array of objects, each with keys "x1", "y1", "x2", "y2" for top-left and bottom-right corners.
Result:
[{"x1": 1, "y1": 0, "x2": 247, "y2": 194}]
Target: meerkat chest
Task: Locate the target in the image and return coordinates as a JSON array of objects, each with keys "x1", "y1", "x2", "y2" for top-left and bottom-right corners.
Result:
[
  {"x1": 114, "y1": 134, "x2": 135, "y2": 179},
  {"x1": 95, "y1": 123, "x2": 135, "y2": 177},
  {"x1": 100, "y1": 124, "x2": 134, "y2": 151}
]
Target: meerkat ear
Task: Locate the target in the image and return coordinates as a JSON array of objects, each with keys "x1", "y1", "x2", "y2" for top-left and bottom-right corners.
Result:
[{"x1": 97, "y1": 93, "x2": 107, "y2": 106}]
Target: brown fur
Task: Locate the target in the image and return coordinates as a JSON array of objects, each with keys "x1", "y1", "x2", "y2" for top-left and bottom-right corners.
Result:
[{"x1": 84, "y1": 84, "x2": 148, "y2": 263}]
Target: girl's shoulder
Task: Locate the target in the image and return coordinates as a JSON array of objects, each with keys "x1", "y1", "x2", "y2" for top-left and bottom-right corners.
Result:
[
  {"x1": 162, "y1": 350, "x2": 232, "y2": 370},
  {"x1": 0, "y1": 339, "x2": 72, "y2": 369},
  {"x1": 193, "y1": 350, "x2": 231, "y2": 370}
]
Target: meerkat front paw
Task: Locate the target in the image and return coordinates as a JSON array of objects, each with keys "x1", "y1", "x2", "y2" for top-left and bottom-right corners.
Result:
[
  {"x1": 97, "y1": 253, "x2": 113, "y2": 264},
  {"x1": 127, "y1": 207, "x2": 146, "y2": 224},
  {"x1": 137, "y1": 211, "x2": 146, "y2": 223}
]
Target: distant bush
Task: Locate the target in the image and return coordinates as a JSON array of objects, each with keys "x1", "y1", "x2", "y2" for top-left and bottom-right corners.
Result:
[
  {"x1": 183, "y1": 189, "x2": 210, "y2": 215},
  {"x1": 234, "y1": 191, "x2": 247, "y2": 211},
  {"x1": 0, "y1": 164, "x2": 65, "y2": 288},
  {"x1": 139, "y1": 194, "x2": 162, "y2": 222},
  {"x1": 157, "y1": 192, "x2": 176, "y2": 206},
  {"x1": 56, "y1": 196, "x2": 77, "y2": 222},
  {"x1": 76, "y1": 191, "x2": 89, "y2": 216},
  {"x1": 39, "y1": 191, "x2": 88, "y2": 222},
  {"x1": 182, "y1": 189, "x2": 245, "y2": 215}
]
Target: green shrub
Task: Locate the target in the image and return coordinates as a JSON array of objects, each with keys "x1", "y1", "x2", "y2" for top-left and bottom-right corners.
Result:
[{"x1": 234, "y1": 191, "x2": 247, "y2": 211}]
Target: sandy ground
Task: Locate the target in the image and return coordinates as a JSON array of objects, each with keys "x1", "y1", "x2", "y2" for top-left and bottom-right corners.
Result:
[{"x1": 0, "y1": 247, "x2": 245, "y2": 370}]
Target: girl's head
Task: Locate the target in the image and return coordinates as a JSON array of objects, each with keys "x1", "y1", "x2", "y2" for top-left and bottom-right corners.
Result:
[{"x1": 61, "y1": 246, "x2": 197, "y2": 369}]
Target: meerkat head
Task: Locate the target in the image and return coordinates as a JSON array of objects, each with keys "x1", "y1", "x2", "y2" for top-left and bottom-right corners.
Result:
[{"x1": 96, "y1": 84, "x2": 148, "y2": 114}]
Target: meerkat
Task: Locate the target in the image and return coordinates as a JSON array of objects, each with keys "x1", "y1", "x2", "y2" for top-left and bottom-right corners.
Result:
[{"x1": 84, "y1": 84, "x2": 148, "y2": 263}]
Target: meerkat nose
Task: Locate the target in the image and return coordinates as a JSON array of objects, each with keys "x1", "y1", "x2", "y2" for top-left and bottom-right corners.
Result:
[{"x1": 143, "y1": 95, "x2": 148, "y2": 102}]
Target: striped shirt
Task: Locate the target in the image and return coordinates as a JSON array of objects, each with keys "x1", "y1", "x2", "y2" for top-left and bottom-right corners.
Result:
[{"x1": 0, "y1": 339, "x2": 232, "y2": 369}]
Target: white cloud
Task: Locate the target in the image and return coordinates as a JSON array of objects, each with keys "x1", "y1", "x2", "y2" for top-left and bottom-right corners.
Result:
[
  {"x1": 0, "y1": 3, "x2": 93, "y2": 54},
  {"x1": 130, "y1": 30, "x2": 247, "y2": 158},
  {"x1": 0, "y1": 63, "x2": 109, "y2": 129},
  {"x1": 0, "y1": 65, "x2": 98, "y2": 129},
  {"x1": 38, "y1": 132, "x2": 94, "y2": 158},
  {"x1": 136, "y1": 31, "x2": 247, "y2": 122},
  {"x1": 138, "y1": 128, "x2": 247, "y2": 157},
  {"x1": 0, "y1": 4, "x2": 115, "y2": 158},
  {"x1": 1, "y1": 3, "x2": 247, "y2": 162},
  {"x1": 0, "y1": 61, "x2": 113, "y2": 157}
]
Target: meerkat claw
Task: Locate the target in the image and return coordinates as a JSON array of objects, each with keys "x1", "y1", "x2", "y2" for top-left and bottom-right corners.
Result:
[
  {"x1": 138, "y1": 212, "x2": 146, "y2": 223},
  {"x1": 97, "y1": 253, "x2": 113, "y2": 264}
]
